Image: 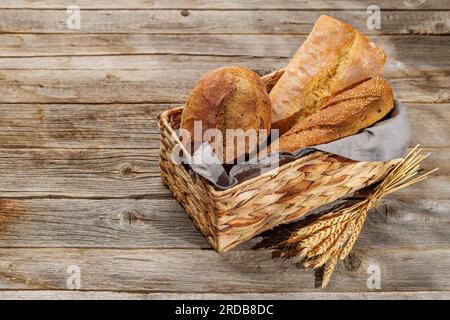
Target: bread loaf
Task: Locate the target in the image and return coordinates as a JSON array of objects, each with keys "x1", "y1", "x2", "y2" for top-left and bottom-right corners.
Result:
[
  {"x1": 180, "y1": 66, "x2": 271, "y2": 163},
  {"x1": 270, "y1": 15, "x2": 386, "y2": 135},
  {"x1": 274, "y1": 78, "x2": 394, "y2": 153}
]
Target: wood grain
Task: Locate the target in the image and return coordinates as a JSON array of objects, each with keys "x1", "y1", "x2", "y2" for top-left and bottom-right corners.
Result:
[
  {"x1": 0, "y1": 197, "x2": 449, "y2": 249},
  {"x1": 0, "y1": 0, "x2": 448, "y2": 298},
  {"x1": 0, "y1": 10, "x2": 448, "y2": 35},
  {"x1": 1, "y1": 290, "x2": 449, "y2": 300},
  {"x1": 2, "y1": 0, "x2": 449, "y2": 10},
  {"x1": 0, "y1": 34, "x2": 448, "y2": 104},
  {"x1": 0, "y1": 247, "x2": 450, "y2": 291},
  {"x1": 0, "y1": 148, "x2": 163, "y2": 198},
  {"x1": 0, "y1": 103, "x2": 163, "y2": 149},
  {"x1": 0, "y1": 147, "x2": 445, "y2": 197},
  {"x1": 0, "y1": 99, "x2": 445, "y2": 197},
  {"x1": 0, "y1": 103, "x2": 446, "y2": 149},
  {"x1": 0, "y1": 69, "x2": 447, "y2": 103},
  {"x1": 0, "y1": 34, "x2": 446, "y2": 60}
]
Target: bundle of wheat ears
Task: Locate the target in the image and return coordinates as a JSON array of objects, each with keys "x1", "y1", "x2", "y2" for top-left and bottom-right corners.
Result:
[{"x1": 283, "y1": 145, "x2": 438, "y2": 288}]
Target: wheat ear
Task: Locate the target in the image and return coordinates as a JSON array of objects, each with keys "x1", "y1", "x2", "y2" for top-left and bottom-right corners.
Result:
[{"x1": 284, "y1": 146, "x2": 438, "y2": 288}]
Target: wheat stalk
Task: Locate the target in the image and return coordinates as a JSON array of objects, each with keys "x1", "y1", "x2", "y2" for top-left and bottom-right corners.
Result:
[{"x1": 284, "y1": 145, "x2": 438, "y2": 288}]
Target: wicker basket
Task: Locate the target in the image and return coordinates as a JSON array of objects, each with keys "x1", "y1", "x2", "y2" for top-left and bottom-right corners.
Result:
[{"x1": 158, "y1": 69, "x2": 396, "y2": 252}]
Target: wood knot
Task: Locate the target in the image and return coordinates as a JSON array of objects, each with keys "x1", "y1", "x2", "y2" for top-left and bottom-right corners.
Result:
[
  {"x1": 119, "y1": 165, "x2": 136, "y2": 177},
  {"x1": 343, "y1": 253, "x2": 361, "y2": 272},
  {"x1": 105, "y1": 73, "x2": 120, "y2": 81},
  {"x1": 373, "y1": 200, "x2": 401, "y2": 221},
  {"x1": 118, "y1": 209, "x2": 143, "y2": 226},
  {"x1": 180, "y1": 9, "x2": 190, "y2": 17}
]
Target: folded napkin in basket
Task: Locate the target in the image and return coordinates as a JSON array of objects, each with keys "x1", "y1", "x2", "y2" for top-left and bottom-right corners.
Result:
[{"x1": 181, "y1": 100, "x2": 410, "y2": 190}]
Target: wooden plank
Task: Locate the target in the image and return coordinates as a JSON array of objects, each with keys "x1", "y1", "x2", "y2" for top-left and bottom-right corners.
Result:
[
  {"x1": 408, "y1": 104, "x2": 450, "y2": 148},
  {"x1": 0, "y1": 69, "x2": 447, "y2": 103},
  {"x1": 0, "y1": 69, "x2": 201, "y2": 104},
  {"x1": 0, "y1": 35, "x2": 447, "y2": 104},
  {"x1": 0, "y1": 105, "x2": 445, "y2": 197},
  {"x1": 0, "y1": 146, "x2": 444, "y2": 199},
  {"x1": 1, "y1": 39, "x2": 449, "y2": 78},
  {"x1": 0, "y1": 1, "x2": 445, "y2": 297},
  {"x1": 0, "y1": 197, "x2": 449, "y2": 249},
  {"x1": 0, "y1": 198, "x2": 207, "y2": 248},
  {"x1": 0, "y1": 104, "x2": 164, "y2": 149},
  {"x1": 0, "y1": 34, "x2": 446, "y2": 59},
  {"x1": 2, "y1": 0, "x2": 449, "y2": 10},
  {"x1": 0, "y1": 55, "x2": 289, "y2": 70},
  {"x1": 0, "y1": 148, "x2": 444, "y2": 198},
  {"x1": 1, "y1": 290, "x2": 449, "y2": 300},
  {"x1": 0, "y1": 103, "x2": 446, "y2": 149},
  {"x1": 0, "y1": 148, "x2": 166, "y2": 198},
  {"x1": 0, "y1": 10, "x2": 448, "y2": 35},
  {"x1": 0, "y1": 247, "x2": 449, "y2": 291}
]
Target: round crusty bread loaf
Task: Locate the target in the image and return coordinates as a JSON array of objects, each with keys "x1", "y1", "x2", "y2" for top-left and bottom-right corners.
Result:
[{"x1": 180, "y1": 66, "x2": 271, "y2": 163}]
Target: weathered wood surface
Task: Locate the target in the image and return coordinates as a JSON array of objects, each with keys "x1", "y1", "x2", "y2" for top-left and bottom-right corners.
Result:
[
  {"x1": 0, "y1": 34, "x2": 445, "y2": 59},
  {"x1": 0, "y1": 2, "x2": 448, "y2": 299},
  {"x1": 1, "y1": 247, "x2": 450, "y2": 291},
  {"x1": 0, "y1": 35, "x2": 448, "y2": 103},
  {"x1": 0, "y1": 69, "x2": 447, "y2": 104},
  {"x1": 2, "y1": 290, "x2": 450, "y2": 300},
  {"x1": 0, "y1": 147, "x2": 446, "y2": 198},
  {"x1": 0, "y1": 60, "x2": 448, "y2": 103},
  {"x1": 0, "y1": 103, "x2": 447, "y2": 149},
  {"x1": 1, "y1": 9, "x2": 448, "y2": 35},
  {"x1": 0, "y1": 197, "x2": 449, "y2": 249},
  {"x1": 2, "y1": 0, "x2": 449, "y2": 10}
]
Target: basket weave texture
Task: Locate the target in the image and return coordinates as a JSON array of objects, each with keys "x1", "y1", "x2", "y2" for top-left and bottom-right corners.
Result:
[{"x1": 158, "y1": 70, "x2": 396, "y2": 252}]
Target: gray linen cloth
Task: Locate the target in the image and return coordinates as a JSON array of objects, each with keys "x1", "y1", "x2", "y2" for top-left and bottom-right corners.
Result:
[{"x1": 180, "y1": 100, "x2": 410, "y2": 190}]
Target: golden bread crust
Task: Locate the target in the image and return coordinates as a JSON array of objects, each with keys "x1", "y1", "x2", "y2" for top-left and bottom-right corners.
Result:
[
  {"x1": 270, "y1": 15, "x2": 386, "y2": 134},
  {"x1": 276, "y1": 78, "x2": 394, "y2": 152},
  {"x1": 180, "y1": 66, "x2": 272, "y2": 162}
]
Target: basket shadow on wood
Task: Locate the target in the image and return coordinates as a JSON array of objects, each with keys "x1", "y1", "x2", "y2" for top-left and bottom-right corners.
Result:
[{"x1": 158, "y1": 69, "x2": 396, "y2": 252}]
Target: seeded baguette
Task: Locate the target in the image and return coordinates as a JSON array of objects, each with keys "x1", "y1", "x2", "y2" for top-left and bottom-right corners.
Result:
[
  {"x1": 270, "y1": 15, "x2": 386, "y2": 135},
  {"x1": 274, "y1": 78, "x2": 394, "y2": 153}
]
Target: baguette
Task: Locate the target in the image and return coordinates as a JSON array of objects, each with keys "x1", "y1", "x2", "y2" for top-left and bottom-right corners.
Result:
[
  {"x1": 270, "y1": 15, "x2": 386, "y2": 135},
  {"x1": 274, "y1": 78, "x2": 394, "y2": 153}
]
